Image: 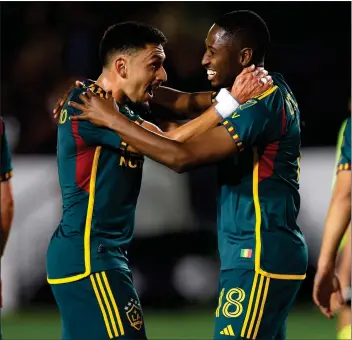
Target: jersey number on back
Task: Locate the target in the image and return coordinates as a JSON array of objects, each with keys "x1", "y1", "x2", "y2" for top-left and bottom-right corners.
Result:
[
  {"x1": 59, "y1": 109, "x2": 68, "y2": 125},
  {"x1": 285, "y1": 93, "x2": 298, "y2": 116}
]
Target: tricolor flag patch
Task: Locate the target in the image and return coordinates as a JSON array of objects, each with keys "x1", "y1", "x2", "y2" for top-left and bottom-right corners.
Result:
[{"x1": 240, "y1": 249, "x2": 252, "y2": 258}]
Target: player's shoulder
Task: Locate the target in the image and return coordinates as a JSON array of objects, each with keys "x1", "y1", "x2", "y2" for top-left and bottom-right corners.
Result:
[
  {"x1": 67, "y1": 87, "x2": 85, "y2": 105},
  {"x1": 65, "y1": 79, "x2": 97, "y2": 109},
  {"x1": 60, "y1": 85, "x2": 89, "y2": 120},
  {"x1": 259, "y1": 73, "x2": 298, "y2": 113},
  {"x1": 234, "y1": 84, "x2": 280, "y2": 117},
  {"x1": 258, "y1": 73, "x2": 286, "y2": 105}
]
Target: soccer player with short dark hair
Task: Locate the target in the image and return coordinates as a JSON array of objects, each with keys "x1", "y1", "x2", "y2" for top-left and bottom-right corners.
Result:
[
  {"x1": 70, "y1": 11, "x2": 308, "y2": 340},
  {"x1": 48, "y1": 20, "x2": 271, "y2": 340}
]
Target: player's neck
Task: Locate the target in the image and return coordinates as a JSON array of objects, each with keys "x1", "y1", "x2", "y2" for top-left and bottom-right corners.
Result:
[{"x1": 95, "y1": 72, "x2": 125, "y2": 105}]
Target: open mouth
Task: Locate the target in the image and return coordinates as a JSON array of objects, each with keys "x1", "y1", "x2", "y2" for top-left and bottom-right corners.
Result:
[
  {"x1": 146, "y1": 85, "x2": 153, "y2": 98},
  {"x1": 207, "y1": 69, "x2": 217, "y2": 81},
  {"x1": 145, "y1": 84, "x2": 160, "y2": 99}
]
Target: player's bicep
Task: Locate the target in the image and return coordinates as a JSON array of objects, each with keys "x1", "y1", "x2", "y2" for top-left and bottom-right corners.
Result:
[
  {"x1": 180, "y1": 126, "x2": 237, "y2": 171},
  {"x1": 334, "y1": 170, "x2": 352, "y2": 200},
  {"x1": 1, "y1": 180, "x2": 14, "y2": 208}
]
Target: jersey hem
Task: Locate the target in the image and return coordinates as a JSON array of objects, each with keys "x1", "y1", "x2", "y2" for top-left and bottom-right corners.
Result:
[
  {"x1": 337, "y1": 163, "x2": 351, "y2": 173},
  {"x1": 222, "y1": 120, "x2": 244, "y2": 152},
  {"x1": 0, "y1": 170, "x2": 13, "y2": 181},
  {"x1": 47, "y1": 263, "x2": 130, "y2": 285}
]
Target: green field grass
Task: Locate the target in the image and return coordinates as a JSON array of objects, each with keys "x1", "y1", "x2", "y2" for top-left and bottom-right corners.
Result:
[{"x1": 2, "y1": 304, "x2": 337, "y2": 339}]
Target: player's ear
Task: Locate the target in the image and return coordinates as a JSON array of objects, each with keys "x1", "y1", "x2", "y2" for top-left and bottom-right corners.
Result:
[
  {"x1": 115, "y1": 57, "x2": 128, "y2": 79},
  {"x1": 239, "y1": 48, "x2": 253, "y2": 67}
]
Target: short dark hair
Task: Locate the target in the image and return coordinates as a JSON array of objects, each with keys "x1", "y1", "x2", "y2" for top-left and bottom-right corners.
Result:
[
  {"x1": 99, "y1": 21, "x2": 167, "y2": 67},
  {"x1": 215, "y1": 10, "x2": 270, "y2": 63}
]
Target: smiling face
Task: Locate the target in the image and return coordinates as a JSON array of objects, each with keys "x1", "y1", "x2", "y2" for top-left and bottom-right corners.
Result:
[
  {"x1": 201, "y1": 24, "x2": 245, "y2": 89},
  {"x1": 119, "y1": 43, "x2": 167, "y2": 104}
]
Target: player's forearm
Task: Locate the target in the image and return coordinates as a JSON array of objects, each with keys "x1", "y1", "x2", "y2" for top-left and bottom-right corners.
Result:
[
  {"x1": 110, "y1": 114, "x2": 190, "y2": 172},
  {"x1": 152, "y1": 86, "x2": 213, "y2": 117},
  {"x1": 127, "y1": 105, "x2": 219, "y2": 154},
  {"x1": 318, "y1": 181, "x2": 351, "y2": 269},
  {"x1": 0, "y1": 184, "x2": 14, "y2": 256},
  {"x1": 165, "y1": 104, "x2": 220, "y2": 143},
  {"x1": 337, "y1": 226, "x2": 351, "y2": 289}
]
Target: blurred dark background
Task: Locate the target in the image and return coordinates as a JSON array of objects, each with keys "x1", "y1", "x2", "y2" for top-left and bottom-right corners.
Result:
[{"x1": 1, "y1": 2, "x2": 351, "y2": 154}]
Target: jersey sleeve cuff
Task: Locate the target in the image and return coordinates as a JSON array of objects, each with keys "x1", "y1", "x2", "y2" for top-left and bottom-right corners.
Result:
[
  {"x1": 0, "y1": 170, "x2": 13, "y2": 182},
  {"x1": 337, "y1": 163, "x2": 351, "y2": 173},
  {"x1": 134, "y1": 117, "x2": 144, "y2": 126},
  {"x1": 222, "y1": 120, "x2": 244, "y2": 152}
]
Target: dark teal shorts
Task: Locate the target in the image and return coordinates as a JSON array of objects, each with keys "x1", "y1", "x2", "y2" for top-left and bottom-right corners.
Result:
[
  {"x1": 214, "y1": 269, "x2": 302, "y2": 340},
  {"x1": 50, "y1": 268, "x2": 146, "y2": 340}
]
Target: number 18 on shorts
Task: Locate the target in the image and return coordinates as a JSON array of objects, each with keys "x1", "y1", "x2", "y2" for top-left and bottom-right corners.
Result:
[{"x1": 214, "y1": 269, "x2": 302, "y2": 340}]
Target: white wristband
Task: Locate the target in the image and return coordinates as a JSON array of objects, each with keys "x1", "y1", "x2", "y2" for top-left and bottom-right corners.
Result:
[{"x1": 214, "y1": 89, "x2": 240, "y2": 119}]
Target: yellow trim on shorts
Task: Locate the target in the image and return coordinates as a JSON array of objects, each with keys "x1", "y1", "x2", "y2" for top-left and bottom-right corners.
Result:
[
  {"x1": 102, "y1": 271, "x2": 125, "y2": 336},
  {"x1": 90, "y1": 274, "x2": 114, "y2": 339},
  {"x1": 241, "y1": 273, "x2": 271, "y2": 339},
  {"x1": 252, "y1": 148, "x2": 306, "y2": 280},
  {"x1": 48, "y1": 147, "x2": 101, "y2": 284},
  {"x1": 95, "y1": 273, "x2": 120, "y2": 338},
  {"x1": 90, "y1": 272, "x2": 125, "y2": 339}
]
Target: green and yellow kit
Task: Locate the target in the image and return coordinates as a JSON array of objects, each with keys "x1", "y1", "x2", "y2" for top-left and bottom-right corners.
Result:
[
  {"x1": 46, "y1": 81, "x2": 146, "y2": 339},
  {"x1": 214, "y1": 73, "x2": 308, "y2": 340}
]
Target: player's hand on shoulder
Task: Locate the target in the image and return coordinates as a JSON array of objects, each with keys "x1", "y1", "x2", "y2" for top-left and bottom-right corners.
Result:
[
  {"x1": 231, "y1": 65, "x2": 273, "y2": 104},
  {"x1": 69, "y1": 90, "x2": 118, "y2": 129},
  {"x1": 53, "y1": 80, "x2": 84, "y2": 119}
]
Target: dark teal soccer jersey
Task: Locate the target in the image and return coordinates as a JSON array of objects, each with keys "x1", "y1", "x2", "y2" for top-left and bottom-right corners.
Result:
[
  {"x1": 337, "y1": 118, "x2": 351, "y2": 172},
  {"x1": 218, "y1": 73, "x2": 308, "y2": 279},
  {"x1": 47, "y1": 81, "x2": 145, "y2": 284},
  {"x1": 0, "y1": 119, "x2": 13, "y2": 182}
]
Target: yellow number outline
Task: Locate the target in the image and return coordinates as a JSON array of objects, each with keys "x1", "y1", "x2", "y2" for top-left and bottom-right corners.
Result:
[
  {"x1": 285, "y1": 93, "x2": 298, "y2": 116},
  {"x1": 216, "y1": 287, "x2": 246, "y2": 318},
  {"x1": 59, "y1": 109, "x2": 68, "y2": 124}
]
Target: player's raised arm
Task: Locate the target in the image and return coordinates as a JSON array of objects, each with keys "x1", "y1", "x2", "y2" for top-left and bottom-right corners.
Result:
[
  {"x1": 0, "y1": 119, "x2": 14, "y2": 257},
  {"x1": 67, "y1": 65, "x2": 272, "y2": 155},
  {"x1": 151, "y1": 86, "x2": 214, "y2": 118},
  {"x1": 151, "y1": 65, "x2": 268, "y2": 119},
  {"x1": 143, "y1": 66, "x2": 271, "y2": 143},
  {"x1": 69, "y1": 78, "x2": 279, "y2": 173}
]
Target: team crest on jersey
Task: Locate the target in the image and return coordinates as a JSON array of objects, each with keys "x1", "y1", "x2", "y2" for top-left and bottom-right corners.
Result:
[{"x1": 125, "y1": 298, "x2": 143, "y2": 330}]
